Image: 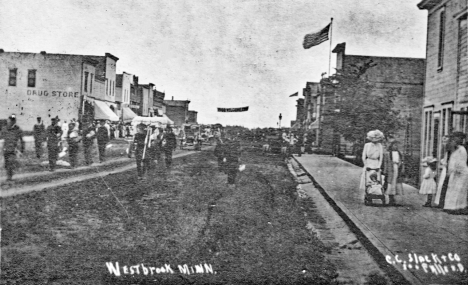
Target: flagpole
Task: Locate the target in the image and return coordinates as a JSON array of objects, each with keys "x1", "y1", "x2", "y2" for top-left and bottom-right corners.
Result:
[{"x1": 328, "y1": 18, "x2": 333, "y2": 77}]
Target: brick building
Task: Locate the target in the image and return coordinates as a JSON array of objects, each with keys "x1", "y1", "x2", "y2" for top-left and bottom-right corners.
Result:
[
  {"x1": 163, "y1": 98, "x2": 191, "y2": 127},
  {"x1": 418, "y1": 0, "x2": 468, "y2": 162},
  {"x1": 332, "y1": 43, "x2": 425, "y2": 157},
  {"x1": 187, "y1": 110, "x2": 198, "y2": 124},
  {"x1": 0, "y1": 50, "x2": 119, "y2": 130},
  {"x1": 291, "y1": 98, "x2": 305, "y2": 129},
  {"x1": 302, "y1": 82, "x2": 321, "y2": 145}
]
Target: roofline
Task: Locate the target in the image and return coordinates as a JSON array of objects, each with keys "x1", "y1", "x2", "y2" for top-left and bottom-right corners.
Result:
[
  {"x1": 83, "y1": 57, "x2": 100, "y2": 66},
  {"x1": 344, "y1": 54, "x2": 425, "y2": 61},
  {"x1": 105, "y1": 53, "x2": 119, "y2": 61},
  {"x1": 0, "y1": 51, "x2": 122, "y2": 62},
  {"x1": 417, "y1": 0, "x2": 441, "y2": 10}
]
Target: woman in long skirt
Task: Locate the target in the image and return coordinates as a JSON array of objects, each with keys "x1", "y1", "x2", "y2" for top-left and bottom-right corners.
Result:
[
  {"x1": 383, "y1": 140, "x2": 404, "y2": 206},
  {"x1": 433, "y1": 136, "x2": 450, "y2": 207},
  {"x1": 444, "y1": 132, "x2": 468, "y2": 213},
  {"x1": 359, "y1": 130, "x2": 385, "y2": 193}
]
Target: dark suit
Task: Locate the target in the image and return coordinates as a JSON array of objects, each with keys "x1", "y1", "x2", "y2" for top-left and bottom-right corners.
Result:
[
  {"x1": 46, "y1": 124, "x2": 62, "y2": 171},
  {"x1": 33, "y1": 123, "x2": 45, "y2": 158},
  {"x1": 96, "y1": 126, "x2": 109, "y2": 162},
  {"x1": 1, "y1": 124, "x2": 24, "y2": 180},
  {"x1": 225, "y1": 139, "x2": 241, "y2": 184}
]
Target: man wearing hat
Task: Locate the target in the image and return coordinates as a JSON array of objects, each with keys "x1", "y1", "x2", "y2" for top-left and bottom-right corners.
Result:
[
  {"x1": 46, "y1": 117, "x2": 63, "y2": 171},
  {"x1": 133, "y1": 123, "x2": 150, "y2": 180},
  {"x1": 96, "y1": 120, "x2": 110, "y2": 163},
  {"x1": 33, "y1": 117, "x2": 46, "y2": 159},
  {"x1": 164, "y1": 127, "x2": 177, "y2": 168},
  {"x1": 1, "y1": 114, "x2": 25, "y2": 181},
  {"x1": 82, "y1": 122, "x2": 96, "y2": 165}
]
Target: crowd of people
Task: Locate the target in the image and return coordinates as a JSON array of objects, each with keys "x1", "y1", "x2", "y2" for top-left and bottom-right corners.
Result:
[
  {"x1": 360, "y1": 129, "x2": 468, "y2": 214},
  {"x1": 0, "y1": 113, "x2": 181, "y2": 183}
]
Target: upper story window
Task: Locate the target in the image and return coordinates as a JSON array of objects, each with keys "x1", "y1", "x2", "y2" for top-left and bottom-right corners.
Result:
[
  {"x1": 27, "y1": 69, "x2": 36, "y2": 87},
  {"x1": 8, "y1": 68, "x2": 17, "y2": 86},
  {"x1": 90, "y1": 73, "x2": 94, "y2": 93},
  {"x1": 84, "y1": 72, "x2": 89, "y2": 92},
  {"x1": 438, "y1": 7, "x2": 446, "y2": 70}
]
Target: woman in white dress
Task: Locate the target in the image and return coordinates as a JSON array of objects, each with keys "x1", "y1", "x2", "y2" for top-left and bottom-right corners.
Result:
[
  {"x1": 444, "y1": 132, "x2": 468, "y2": 213},
  {"x1": 433, "y1": 136, "x2": 450, "y2": 207},
  {"x1": 359, "y1": 130, "x2": 385, "y2": 193}
]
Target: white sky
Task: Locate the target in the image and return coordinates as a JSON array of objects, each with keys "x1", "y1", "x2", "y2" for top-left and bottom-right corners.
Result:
[{"x1": 1, "y1": 0, "x2": 427, "y2": 128}]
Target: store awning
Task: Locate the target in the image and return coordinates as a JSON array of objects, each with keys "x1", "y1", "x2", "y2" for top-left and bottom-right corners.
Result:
[
  {"x1": 122, "y1": 107, "x2": 137, "y2": 123},
  {"x1": 309, "y1": 120, "x2": 319, "y2": 130},
  {"x1": 94, "y1": 100, "x2": 119, "y2": 121},
  {"x1": 291, "y1": 121, "x2": 302, "y2": 129},
  {"x1": 162, "y1": 114, "x2": 174, "y2": 126}
]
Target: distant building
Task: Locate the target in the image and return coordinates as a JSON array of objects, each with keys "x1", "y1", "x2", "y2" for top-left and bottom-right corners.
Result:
[
  {"x1": 187, "y1": 110, "x2": 198, "y2": 124},
  {"x1": 0, "y1": 50, "x2": 119, "y2": 130},
  {"x1": 418, "y1": 0, "x2": 468, "y2": 161},
  {"x1": 138, "y1": 83, "x2": 154, "y2": 117},
  {"x1": 302, "y1": 82, "x2": 321, "y2": 145},
  {"x1": 164, "y1": 98, "x2": 191, "y2": 127},
  {"x1": 116, "y1": 72, "x2": 137, "y2": 122},
  {"x1": 153, "y1": 89, "x2": 165, "y2": 115},
  {"x1": 129, "y1": 76, "x2": 140, "y2": 116},
  {"x1": 115, "y1": 72, "x2": 132, "y2": 108},
  {"x1": 291, "y1": 98, "x2": 305, "y2": 130}
]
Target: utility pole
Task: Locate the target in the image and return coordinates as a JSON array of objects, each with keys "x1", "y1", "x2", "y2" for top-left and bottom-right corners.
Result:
[{"x1": 279, "y1": 113, "x2": 282, "y2": 128}]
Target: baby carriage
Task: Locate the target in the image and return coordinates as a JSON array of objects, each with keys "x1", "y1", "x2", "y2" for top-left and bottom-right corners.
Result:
[{"x1": 364, "y1": 168, "x2": 387, "y2": 206}]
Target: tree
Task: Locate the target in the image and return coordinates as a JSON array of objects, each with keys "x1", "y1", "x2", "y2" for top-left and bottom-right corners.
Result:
[{"x1": 321, "y1": 61, "x2": 403, "y2": 159}]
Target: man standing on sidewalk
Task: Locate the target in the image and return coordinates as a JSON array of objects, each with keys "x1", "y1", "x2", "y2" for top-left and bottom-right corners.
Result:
[
  {"x1": 164, "y1": 127, "x2": 177, "y2": 168},
  {"x1": 33, "y1": 117, "x2": 45, "y2": 159},
  {"x1": 82, "y1": 122, "x2": 96, "y2": 165},
  {"x1": 46, "y1": 117, "x2": 62, "y2": 172},
  {"x1": 1, "y1": 114, "x2": 24, "y2": 182},
  {"x1": 96, "y1": 120, "x2": 109, "y2": 163}
]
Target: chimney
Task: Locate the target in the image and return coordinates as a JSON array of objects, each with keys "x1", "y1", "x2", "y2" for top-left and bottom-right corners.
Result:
[
  {"x1": 0, "y1": 49, "x2": 4, "y2": 53},
  {"x1": 40, "y1": 51, "x2": 46, "y2": 55},
  {"x1": 172, "y1": 96, "x2": 174, "y2": 101}
]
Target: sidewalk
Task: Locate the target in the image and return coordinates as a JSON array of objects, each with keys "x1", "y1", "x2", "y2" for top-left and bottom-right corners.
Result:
[
  {"x1": 1, "y1": 146, "x2": 212, "y2": 197},
  {"x1": 294, "y1": 154, "x2": 467, "y2": 285}
]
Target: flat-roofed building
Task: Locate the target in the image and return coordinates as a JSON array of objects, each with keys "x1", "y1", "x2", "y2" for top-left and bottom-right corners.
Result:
[
  {"x1": 164, "y1": 98, "x2": 191, "y2": 127},
  {"x1": 0, "y1": 50, "x2": 119, "y2": 129}
]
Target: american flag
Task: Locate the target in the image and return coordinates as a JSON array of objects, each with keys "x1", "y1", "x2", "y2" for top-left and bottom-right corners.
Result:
[{"x1": 303, "y1": 23, "x2": 331, "y2": 49}]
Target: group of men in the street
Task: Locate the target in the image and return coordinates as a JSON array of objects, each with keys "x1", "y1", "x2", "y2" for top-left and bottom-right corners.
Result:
[
  {"x1": 1, "y1": 114, "x2": 116, "y2": 182},
  {"x1": 131, "y1": 124, "x2": 177, "y2": 180}
]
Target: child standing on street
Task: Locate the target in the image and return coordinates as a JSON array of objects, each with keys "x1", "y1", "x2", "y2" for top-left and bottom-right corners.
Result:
[{"x1": 420, "y1": 157, "x2": 438, "y2": 207}]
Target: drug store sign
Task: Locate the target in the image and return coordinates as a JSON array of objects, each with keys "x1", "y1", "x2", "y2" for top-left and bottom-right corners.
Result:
[{"x1": 27, "y1": 89, "x2": 79, "y2": 98}]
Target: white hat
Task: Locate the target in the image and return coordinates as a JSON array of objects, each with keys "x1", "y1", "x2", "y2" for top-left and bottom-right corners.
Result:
[
  {"x1": 366, "y1": 130, "x2": 384, "y2": 142},
  {"x1": 422, "y1": 156, "x2": 437, "y2": 164}
]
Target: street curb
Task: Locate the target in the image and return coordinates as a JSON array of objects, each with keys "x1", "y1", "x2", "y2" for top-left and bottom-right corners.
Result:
[
  {"x1": 0, "y1": 146, "x2": 214, "y2": 183},
  {"x1": 293, "y1": 156, "x2": 423, "y2": 285},
  {"x1": 1, "y1": 148, "x2": 213, "y2": 198}
]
